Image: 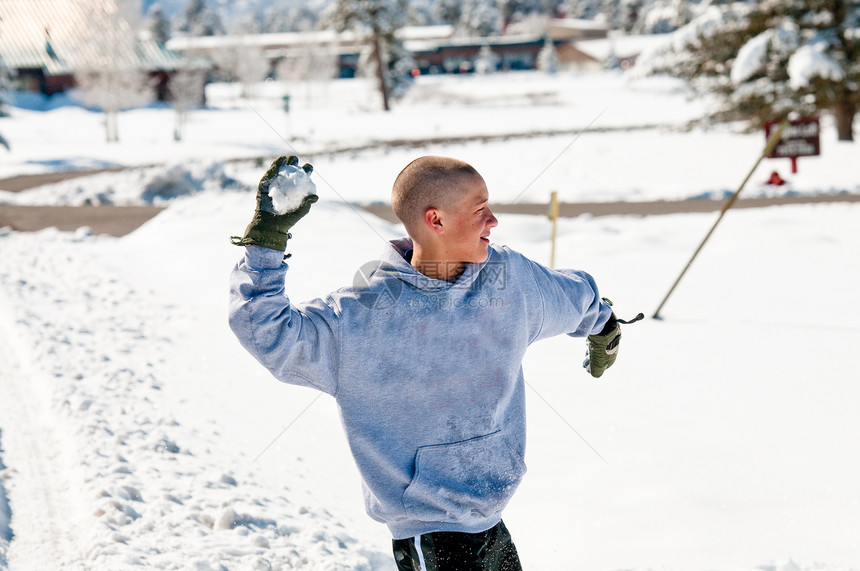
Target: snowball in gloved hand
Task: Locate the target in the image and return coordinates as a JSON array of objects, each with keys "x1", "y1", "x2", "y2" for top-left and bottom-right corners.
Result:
[{"x1": 269, "y1": 163, "x2": 317, "y2": 214}]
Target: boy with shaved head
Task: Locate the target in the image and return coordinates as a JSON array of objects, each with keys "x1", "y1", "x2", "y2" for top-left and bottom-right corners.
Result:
[
  {"x1": 230, "y1": 155, "x2": 623, "y2": 570},
  {"x1": 392, "y1": 156, "x2": 495, "y2": 281}
]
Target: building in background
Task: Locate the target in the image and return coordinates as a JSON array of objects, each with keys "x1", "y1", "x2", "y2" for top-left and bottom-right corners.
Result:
[
  {"x1": 0, "y1": 0, "x2": 190, "y2": 99},
  {"x1": 166, "y1": 19, "x2": 620, "y2": 80}
]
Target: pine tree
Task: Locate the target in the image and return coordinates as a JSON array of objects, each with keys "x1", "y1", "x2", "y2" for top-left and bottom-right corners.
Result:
[
  {"x1": 181, "y1": 0, "x2": 224, "y2": 37},
  {"x1": 147, "y1": 3, "x2": 171, "y2": 45},
  {"x1": 325, "y1": 0, "x2": 409, "y2": 111},
  {"x1": 639, "y1": 0, "x2": 859, "y2": 141},
  {"x1": 498, "y1": 0, "x2": 545, "y2": 30},
  {"x1": 230, "y1": 7, "x2": 266, "y2": 35},
  {"x1": 408, "y1": 0, "x2": 441, "y2": 26},
  {"x1": 474, "y1": 45, "x2": 500, "y2": 74},
  {"x1": 564, "y1": 0, "x2": 604, "y2": 20},
  {"x1": 537, "y1": 37, "x2": 559, "y2": 73},
  {"x1": 0, "y1": 55, "x2": 10, "y2": 150},
  {"x1": 634, "y1": 0, "x2": 696, "y2": 34},
  {"x1": 564, "y1": 0, "x2": 706, "y2": 33},
  {"x1": 263, "y1": 4, "x2": 320, "y2": 33},
  {"x1": 461, "y1": 0, "x2": 503, "y2": 36},
  {"x1": 435, "y1": 0, "x2": 463, "y2": 26}
]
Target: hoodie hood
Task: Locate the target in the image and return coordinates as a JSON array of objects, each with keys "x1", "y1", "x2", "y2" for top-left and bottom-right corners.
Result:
[{"x1": 376, "y1": 237, "x2": 492, "y2": 293}]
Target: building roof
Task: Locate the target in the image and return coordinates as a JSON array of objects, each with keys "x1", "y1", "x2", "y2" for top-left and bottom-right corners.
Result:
[
  {"x1": 0, "y1": 0, "x2": 184, "y2": 75},
  {"x1": 167, "y1": 30, "x2": 353, "y2": 53},
  {"x1": 167, "y1": 26, "x2": 457, "y2": 55},
  {"x1": 548, "y1": 18, "x2": 610, "y2": 41},
  {"x1": 574, "y1": 33, "x2": 670, "y2": 62}
]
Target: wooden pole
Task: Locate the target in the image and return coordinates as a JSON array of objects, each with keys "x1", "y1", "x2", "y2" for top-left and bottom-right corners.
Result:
[
  {"x1": 549, "y1": 190, "x2": 559, "y2": 268},
  {"x1": 652, "y1": 120, "x2": 789, "y2": 320}
]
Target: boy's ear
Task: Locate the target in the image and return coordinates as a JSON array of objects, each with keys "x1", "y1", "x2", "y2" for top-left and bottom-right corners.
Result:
[{"x1": 423, "y1": 208, "x2": 444, "y2": 235}]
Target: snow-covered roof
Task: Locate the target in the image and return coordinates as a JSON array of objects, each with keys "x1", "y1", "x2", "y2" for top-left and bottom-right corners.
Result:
[
  {"x1": 396, "y1": 26, "x2": 456, "y2": 42},
  {"x1": 0, "y1": 0, "x2": 183, "y2": 75},
  {"x1": 575, "y1": 33, "x2": 671, "y2": 62},
  {"x1": 550, "y1": 18, "x2": 611, "y2": 32},
  {"x1": 167, "y1": 26, "x2": 457, "y2": 56},
  {"x1": 167, "y1": 30, "x2": 360, "y2": 52}
]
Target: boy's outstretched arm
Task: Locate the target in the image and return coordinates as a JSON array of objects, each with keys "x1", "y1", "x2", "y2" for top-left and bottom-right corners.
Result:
[{"x1": 520, "y1": 256, "x2": 632, "y2": 379}]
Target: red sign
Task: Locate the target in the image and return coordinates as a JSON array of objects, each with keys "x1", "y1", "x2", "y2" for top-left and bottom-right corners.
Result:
[{"x1": 765, "y1": 117, "x2": 820, "y2": 159}]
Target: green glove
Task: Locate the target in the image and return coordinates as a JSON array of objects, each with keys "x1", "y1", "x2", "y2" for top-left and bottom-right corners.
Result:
[
  {"x1": 584, "y1": 313, "x2": 621, "y2": 378},
  {"x1": 231, "y1": 155, "x2": 318, "y2": 252}
]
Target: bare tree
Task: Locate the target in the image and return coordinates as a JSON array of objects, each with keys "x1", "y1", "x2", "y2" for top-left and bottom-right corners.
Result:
[
  {"x1": 209, "y1": 42, "x2": 270, "y2": 100},
  {"x1": 147, "y1": 3, "x2": 172, "y2": 45},
  {"x1": 169, "y1": 66, "x2": 206, "y2": 141},
  {"x1": 276, "y1": 40, "x2": 338, "y2": 108},
  {"x1": 181, "y1": 0, "x2": 225, "y2": 37},
  {"x1": 0, "y1": 54, "x2": 11, "y2": 150},
  {"x1": 73, "y1": 3, "x2": 155, "y2": 142},
  {"x1": 474, "y1": 45, "x2": 500, "y2": 74},
  {"x1": 537, "y1": 38, "x2": 559, "y2": 74}
]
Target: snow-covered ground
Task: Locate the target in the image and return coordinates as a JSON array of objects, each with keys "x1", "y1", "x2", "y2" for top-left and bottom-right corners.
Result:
[
  {"x1": 3, "y1": 72, "x2": 858, "y2": 206},
  {"x1": 0, "y1": 71, "x2": 858, "y2": 570}
]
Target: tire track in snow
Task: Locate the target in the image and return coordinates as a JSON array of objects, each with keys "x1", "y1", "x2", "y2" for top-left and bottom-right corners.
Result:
[{"x1": 0, "y1": 298, "x2": 84, "y2": 569}]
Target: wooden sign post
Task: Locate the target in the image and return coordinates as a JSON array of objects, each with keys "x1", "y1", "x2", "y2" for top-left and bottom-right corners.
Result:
[
  {"x1": 549, "y1": 191, "x2": 559, "y2": 269},
  {"x1": 653, "y1": 120, "x2": 789, "y2": 319}
]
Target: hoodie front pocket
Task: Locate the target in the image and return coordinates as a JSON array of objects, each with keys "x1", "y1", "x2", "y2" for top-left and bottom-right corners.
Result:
[{"x1": 402, "y1": 431, "x2": 526, "y2": 522}]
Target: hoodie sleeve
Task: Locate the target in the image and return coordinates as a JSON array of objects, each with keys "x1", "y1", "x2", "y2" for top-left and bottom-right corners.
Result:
[
  {"x1": 229, "y1": 245, "x2": 339, "y2": 396},
  {"x1": 523, "y1": 256, "x2": 613, "y2": 341}
]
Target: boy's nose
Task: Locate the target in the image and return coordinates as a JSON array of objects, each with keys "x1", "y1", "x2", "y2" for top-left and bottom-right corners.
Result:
[{"x1": 486, "y1": 209, "x2": 498, "y2": 228}]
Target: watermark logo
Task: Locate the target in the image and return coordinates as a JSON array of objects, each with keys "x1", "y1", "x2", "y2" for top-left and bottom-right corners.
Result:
[
  {"x1": 353, "y1": 261, "x2": 402, "y2": 310},
  {"x1": 479, "y1": 262, "x2": 507, "y2": 290},
  {"x1": 351, "y1": 260, "x2": 508, "y2": 310}
]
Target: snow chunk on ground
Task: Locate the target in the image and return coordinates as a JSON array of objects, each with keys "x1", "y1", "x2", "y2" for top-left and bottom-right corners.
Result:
[
  {"x1": 269, "y1": 163, "x2": 316, "y2": 214},
  {"x1": 0, "y1": 161, "x2": 245, "y2": 207}
]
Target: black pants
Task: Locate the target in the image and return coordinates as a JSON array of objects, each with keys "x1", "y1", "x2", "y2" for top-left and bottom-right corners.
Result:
[{"x1": 392, "y1": 520, "x2": 523, "y2": 571}]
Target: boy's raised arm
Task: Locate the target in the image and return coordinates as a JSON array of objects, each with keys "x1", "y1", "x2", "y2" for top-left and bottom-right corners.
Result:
[{"x1": 228, "y1": 156, "x2": 339, "y2": 395}]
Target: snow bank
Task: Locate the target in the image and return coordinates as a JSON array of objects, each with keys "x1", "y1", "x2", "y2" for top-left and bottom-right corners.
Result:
[{"x1": 0, "y1": 161, "x2": 245, "y2": 207}]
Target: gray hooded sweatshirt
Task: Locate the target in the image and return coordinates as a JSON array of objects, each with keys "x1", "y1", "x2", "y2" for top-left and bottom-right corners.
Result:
[{"x1": 229, "y1": 238, "x2": 612, "y2": 539}]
